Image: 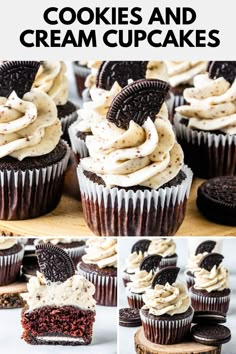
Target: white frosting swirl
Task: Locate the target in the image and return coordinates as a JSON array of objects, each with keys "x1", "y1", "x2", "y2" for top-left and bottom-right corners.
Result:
[
  {"x1": 127, "y1": 270, "x2": 154, "y2": 294},
  {"x1": 33, "y1": 61, "x2": 68, "y2": 105},
  {"x1": 148, "y1": 239, "x2": 176, "y2": 257},
  {"x1": 0, "y1": 238, "x2": 17, "y2": 250},
  {"x1": 186, "y1": 252, "x2": 208, "y2": 273},
  {"x1": 194, "y1": 264, "x2": 229, "y2": 292},
  {"x1": 176, "y1": 74, "x2": 236, "y2": 134},
  {"x1": 142, "y1": 281, "x2": 190, "y2": 316},
  {"x1": 81, "y1": 112, "x2": 184, "y2": 189},
  {"x1": 125, "y1": 251, "x2": 145, "y2": 274},
  {"x1": 82, "y1": 238, "x2": 117, "y2": 268},
  {"x1": 166, "y1": 61, "x2": 207, "y2": 87},
  {"x1": 0, "y1": 90, "x2": 62, "y2": 160},
  {"x1": 21, "y1": 272, "x2": 96, "y2": 311}
]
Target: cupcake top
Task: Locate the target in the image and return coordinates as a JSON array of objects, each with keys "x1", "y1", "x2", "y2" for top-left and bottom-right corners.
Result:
[
  {"x1": 0, "y1": 238, "x2": 17, "y2": 250},
  {"x1": 33, "y1": 61, "x2": 68, "y2": 105},
  {"x1": 77, "y1": 81, "x2": 122, "y2": 133},
  {"x1": 166, "y1": 61, "x2": 207, "y2": 87},
  {"x1": 176, "y1": 62, "x2": 236, "y2": 134},
  {"x1": 145, "y1": 61, "x2": 168, "y2": 81},
  {"x1": 186, "y1": 240, "x2": 217, "y2": 274},
  {"x1": 35, "y1": 238, "x2": 85, "y2": 246},
  {"x1": 81, "y1": 80, "x2": 183, "y2": 189},
  {"x1": 21, "y1": 271, "x2": 96, "y2": 311},
  {"x1": 142, "y1": 281, "x2": 190, "y2": 316},
  {"x1": 148, "y1": 238, "x2": 176, "y2": 258},
  {"x1": 186, "y1": 252, "x2": 209, "y2": 273},
  {"x1": 125, "y1": 251, "x2": 145, "y2": 274},
  {"x1": 0, "y1": 89, "x2": 61, "y2": 160},
  {"x1": 193, "y1": 253, "x2": 229, "y2": 292},
  {"x1": 82, "y1": 238, "x2": 117, "y2": 268},
  {"x1": 127, "y1": 270, "x2": 154, "y2": 294}
]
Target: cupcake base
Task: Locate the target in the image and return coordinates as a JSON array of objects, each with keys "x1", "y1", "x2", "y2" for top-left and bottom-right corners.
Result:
[
  {"x1": 190, "y1": 287, "x2": 231, "y2": 315},
  {"x1": 77, "y1": 165, "x2": 193, "y2": 236},
  {"x1": 134, "y1": 327, "x2": 221, "y2": 354},
  {"x1": 126, "y1": 287, "x2": 144, "y2": 309},
  {"x1": 68, "y1": 121, "x2": 90, "y2": 163}
]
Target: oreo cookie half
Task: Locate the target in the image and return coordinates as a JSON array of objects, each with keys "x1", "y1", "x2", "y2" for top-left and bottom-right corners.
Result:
[
  {"x1": 35, "y1": 244, "x2": 75, "y2": 283},
  {"x1": 197, "y1": 176, "x2": 236, "y2": 226},
  {"x1": 0, "y1": 61, "x2": 40, "y2": 98},
  {"x1": 195, "y1": 240, "x2": 216, "y2": 255},
  {"x1": 131, "y1": 240, "x2": 151, "y2": 254},
  {"x1": 208, "y1": 61, "x2": 236, "y2": 84},
  {"x1": 199, "y1": 253, "x2": 224, "y2": 272},
  {"x1": 192, "y1": 324, "x2": 231, "y2": 346},
  {"x1": 107, "y1": 79, "x2": 170, "y2": 129},
  {"x1": 140, "y1": 255, "x2": 162, "y2": 273},
  {"x1": 96, "y1": 61, "x2": 148, "y2": 90},
  {"x1": 152, "y1": 266, "x2": 180, "y2": 288}
]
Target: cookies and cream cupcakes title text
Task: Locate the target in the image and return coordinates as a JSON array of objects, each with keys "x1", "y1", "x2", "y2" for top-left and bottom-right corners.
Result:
[{"x1": 19, "y1": 6, "x2": 220, "y2": 48}]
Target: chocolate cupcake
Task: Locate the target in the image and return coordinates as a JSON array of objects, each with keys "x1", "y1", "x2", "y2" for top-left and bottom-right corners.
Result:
[
  {"x1": 78, "y1": 79, "x2": 193, "y2": 236},
  {"x1": 122, "y1": 240, "x2": 151, "y2": 287},
  {"x1": 185, "y1": 240, "x2": 216, "y2": 289},
  {"x1": 78, "y1": 238, "x2": 117, "y2": 306},
  {"x1": 175, "y1": 61, "x2": 236, "y2": 178},
  {"x1": 0, "y1": 61, "x2": 70, "y2": 220},
  {"x1": 140, "y1": 266, "x2": 194, "y2": 345},
  {"x1": 126, "y1": 255, "x2": 162, "y2": 309},
  {"x1": 33, "y1": 61, "x2": 78, "y2": 143},
  {"x1": 35, "y1": 238, "x2": 86, "y2": 266},
  {"x1": 147, "y1": 238, "x2": 178, "y2": 269},
  {"x1": 190, "y1": 253, "x2": 231, "y2": 315},
  {"x1": 0, "y1": 238, "x2": 24, "y2": 286}
]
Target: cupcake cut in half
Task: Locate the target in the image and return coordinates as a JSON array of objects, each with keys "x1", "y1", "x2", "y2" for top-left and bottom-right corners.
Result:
[
  {"x1": 21, "y1": 244, "x2": 96, "y2": 346},
  {"x1": 78, "y1": 78, "x2": 193, "y2": 236},
  {"x1": 175, "y1": 61, "x2": 236, "y2": 178},
  {"x1": 0, "y1": 61, "x2": 70, "y2": 220}
]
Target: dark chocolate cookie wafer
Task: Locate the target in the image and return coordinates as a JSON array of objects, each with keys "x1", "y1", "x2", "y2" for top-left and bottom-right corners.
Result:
[
  {"x1": 35, "y1": 244, "x2": 75, "y2": 283},
  {"x1": 193, "y1": 311, "x2": 226, "y2": 324},
  {"x1": 107, "y1": 79, "x2": 170, "y2": 129},
  {"x1": 208, "y1": 61, "x2": 236, "y2": 84},
  {"x1": 140, "y1": 255, "x2": 162, "y2": 273},
  {"x1": 199, "y1": 253, "x2": 224, "y2": 272},
  {"x1": 152, "y1": 266, "x2": 180, "y2": 287},
  {"x1": 197, "y1": 176, "x2": 236, "y2": 226},
  {"x1": 119, "y1": 308, "x2": 141, "y2": 327},
  {"x1": 0, "y1": 61, "x2": 40, "y2": 98},
  {"x1": 192, "y1": 324, "x2": 231, "y2": 346},
  {"x1": 131, "y1": 240, "x2": 151, "y2": 254},
  {"x1": 195, "y1": 240, "x2": 216, "y2": 255},
  {"x1": 96, "y1": 61, "x2": 148, "y2": 90}
]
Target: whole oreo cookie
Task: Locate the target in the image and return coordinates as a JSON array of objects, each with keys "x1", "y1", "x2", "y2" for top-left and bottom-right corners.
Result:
[
  {"x1": 195, "y1": 240, "x2": 216, "y2": 255},
  {"x1": 198, "y1": 253, "x2": 224, "y2": 272},
  {"x1": 140, "y1": 255, "x2": 162, "y2": 273},
  {"x1": 208, "y1": 61, "x2": 236, "y2": 84},
  {"x1": 192, "y1": 324, "x2": 231, "y2": 346},
  {"x1": 119, "y1": 308, "x2": 141, "y2": 327},
  {"x1": 107, "y1": 79, "x2": 170, "y2": 129},
  {"x1": 0, "y1": 61, "x2": 40, "y2": 98},
  {"x1": 131, "y1": 240, "x2": 151, "y2": 254},
  {"x1": 193, "y1": 311, "x2": 226, "y2": 325},
  {"x1": 96, "y1": 61, "x2": 148, "y2": 90},
  {"x1": 152, "y1": 266, "x2": 180, "y2": 288},
  {"x1": 197, "y1": 176, "x2": 236, "y2": 226},
  {"x1": 35, "y1": 244, "x2": 75, "y2": 283}
]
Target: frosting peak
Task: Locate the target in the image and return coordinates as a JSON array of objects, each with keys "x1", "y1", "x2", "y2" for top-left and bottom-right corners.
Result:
[
  {"x1": 127, "y1": 270, "x2": 154, "y2": 294},
  {"x1": 0, "y1": 238, "x2": 17, "y2": 250},
  {"x1": 125, "y1": 251, "x2": 145, "y2": 274},
  {"x1": 148, "y1": 238, "x2": 176, "y2": 257},
  {"x1": 194, "y1": 264, "x2": 229, "y2": 292},
  {"x1": 82, "y1": 238, "x2": 117, "y2": 268}
]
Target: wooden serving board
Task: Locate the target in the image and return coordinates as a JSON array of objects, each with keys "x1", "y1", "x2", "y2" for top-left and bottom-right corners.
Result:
[
  {"x1": 134, "y1": 328, "x2": 220, "y2": 354},
  {"x1": 0, "y1": 159, "x2": 235, "y2": 237}
]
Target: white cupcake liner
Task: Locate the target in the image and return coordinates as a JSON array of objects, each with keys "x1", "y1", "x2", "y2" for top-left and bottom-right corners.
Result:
[
  {"x1": 174, "y1": 113, "x2": 236, "y2": 178},
  {"x1": 122, "y1": 270, "x2": 134, "y2": 287},
  {"x1": 65, "y1": 246, "x2": 86, "y2": 265},
  {"x1": 126, "y1": 287, "x2": 144, "y2": 309},
  {"x1": 79, "y1": 265, "x2": 117, "y2": 306},
  {"x1": 0, "y1": 245, "x2": 24, "y2": 285},
  {"x1": 190, "y1": 287, "x2": 231, "y2": 315},
  {"x1": 68, "y1": 120, "x2": 89, "y2": 161},
  {"x1": 0, "y1": 142, "x2": 70, "y2": 220},
  {"x1": 140, "y1": 306, "x2": 193, "y2": 345},
  {"x1": 159, "y1": 256, "x2": 178, "y2": 269},
  {"x1": 77, "y1": 165, "x2": 193, "y2": 236}
]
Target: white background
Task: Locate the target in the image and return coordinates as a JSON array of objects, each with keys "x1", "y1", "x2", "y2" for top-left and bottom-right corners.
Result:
[{"x1": 118, "y1": 238, "x2": 236, "y2": 354}]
